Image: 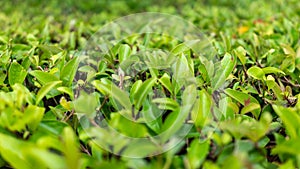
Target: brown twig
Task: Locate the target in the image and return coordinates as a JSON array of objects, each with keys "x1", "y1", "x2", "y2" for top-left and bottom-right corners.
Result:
[
  {"x1": 63, "y1": 109, "x2": 75, "y2": 122},
  {"x1": 282, "y1": 76, "x2": 300, "y2": 88},
  {"x1": 80, "y1": 144, "x2": 91, "y2": 156}
]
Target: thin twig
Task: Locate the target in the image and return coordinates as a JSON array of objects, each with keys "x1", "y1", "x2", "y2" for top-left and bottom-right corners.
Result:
[
  {"x1": 90, "y1": 119, "x2": 100, "y2": 127},
  {"x1": 63, "y1": 109, "x2": 75, "y2": 122},
  {"x1": 282, "y1": 76, "x2": 300, "y2": 87},
  {"x1": 99, "y1": 95, "x2": 109, "y2": 111},
  {"x1": 80, "y1": 144, "x2": 91, "y2": 156}
]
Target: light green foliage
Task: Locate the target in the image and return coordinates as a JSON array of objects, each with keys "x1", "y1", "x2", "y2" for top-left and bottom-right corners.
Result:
[{"x1": 0, "y1": 0, "x2": 299, "y2": 168}]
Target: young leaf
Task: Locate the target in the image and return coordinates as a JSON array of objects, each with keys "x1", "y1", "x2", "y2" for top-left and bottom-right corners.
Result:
[
  {"x1": 218, "y1": 97, "x2": 236, "y2": 120},
  {"x1": 36, "y1": 81, "x2": 62, "y2": 105},
  {"x1": 93, "y1": 79, "x2": 132, "y2": 110},
  {"x1": 110, "y1": 113, "x2": 148, "y2": 138},
  {"x1": 129, "y1": 80, "x2": 142, "y2": 102},
  {"x1": 118, "y1": 44, "x2": 131, "y2": 63},
  {"x1": 158, "y1": 73, "x2": 173, "y2": 95},
  {"x1": 38, "y1": 45, "x2": 62, "y2": 55},
  {"x1": 30, "y1": 70, "x2": 59, "y2": 85},
  {"x1": 192, "y1": 89, "x2": 212, "y2": 128},
  {"x1": 211, "y1": 53, "x2": 236, "y2": 90},
  {"x1": 57, "y1": 86, "x2": 74, "y2": 100},
  {"x1": 8, "y1": 61, "x2": 27, "y2": 86},
  {"x1": 262, "y1": 67, "x2": 285, "y2": 75},
  {"x1": 60, "y1": 57, "x2": 79, "y2": 86},
  {"x1": 234, "y1": 46, "x2": 247, "y2": 65},
  {"x1": 224, "y1": 88, "x2": 261, "y2": 118},
  {"x1": 24, "y1": 147, "x2": 67, "y2": 169},
  {"x1": 273, "y1": 105, "x2": 300, "y2": 138},
  {"x1": 152, "y1": 98, "x2": 179, "y2": 111},
  {"x1": 171, "y1": 43, "x2": 189, "y2": 56},
  {"x1": 172, "y1": 53, "x2": 194, "y2": 86},
  {"x1": 0, "y1": 133, "x2": 32, "y2": 169},
  {"x1": 133, "y1": 77, "x2": 157, "y2": 110},
  {"x1": 23, "y1": 105, "x2": 45, "y2": 131},
  {"x1": 240, "y1": 103, "x2": 260, "y2": 115},
  {"x1": 187, "y1": 140, "x2": 210, "y2": 169},
  {"x1": 73, "y1": 92, "x2": 99, "y2": 116},
  {"x1": 62, "y1": 127, "x2": 81, "y2": 169},
  {"x1": 272, "y1": 138, "x2": 300, "y2": 156},
  {"x1": 247, "y1": 66, "x2": 265, "y2": 80},
  {"x1": 281, "y1": 44, "x2": 296, "y2": 56},
  {"x1": 161, "y1": 85, "x2": 197, "y2": 141},
  {"x1": 266, "y1": 75, "x2": 283, "y2": 100}
]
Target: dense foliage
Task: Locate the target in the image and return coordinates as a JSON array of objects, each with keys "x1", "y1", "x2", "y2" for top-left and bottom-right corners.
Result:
[{"x1": 0, "y1": 0, "x2": 300, "y2": 168}]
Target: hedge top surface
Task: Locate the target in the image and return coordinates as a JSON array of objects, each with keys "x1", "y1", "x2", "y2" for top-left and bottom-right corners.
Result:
[{"x1": 0, "y1": 0, "x2": 300, "y2": 169}]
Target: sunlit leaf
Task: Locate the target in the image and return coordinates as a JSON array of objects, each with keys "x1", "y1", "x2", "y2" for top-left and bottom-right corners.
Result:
[
  {"x1": 36, "y1": 81, "x2": 62, "y2": 105},
  {"x1": 8, "y1": 61, "x2": 27, "y2": 86},
  {"x1": 247, "y1": 66, "x2": 265, "y2": 80}
]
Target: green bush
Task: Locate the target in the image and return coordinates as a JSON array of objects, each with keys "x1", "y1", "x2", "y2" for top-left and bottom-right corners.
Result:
[{"x1": 0, "y1": 0, "x2": 300, "y2": 168}]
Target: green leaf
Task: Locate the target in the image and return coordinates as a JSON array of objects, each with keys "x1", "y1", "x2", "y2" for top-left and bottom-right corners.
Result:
[
  {"x1": 218, "y1": 97, "x2": 236, "y2": 120},
  {"x1": 30, "y1": 70, "x2": 59, "y2": 85},
  {"x1": 262, "y1": 67, "x2": 285, "y2": 75},
  {"x1": 122, "y1": 140, "x2": 158, "y2": 157},
  {"x1": 200, "y1": 58, "x2": 214, "y2": 81},
  {"x1": 273, "y1": 105, "x2": 300, "y2": 138},
  {"x1": 266, "y1": 75, "x2": 283, "y2": 100},
  {"x1": 129, "y1": 80, "x2": 142, "y2": 102},
  {"x1": 60, "y1": 57, "x2": 79, "y2": 86},
  {"x1": 8, "y1": 61, "x2": 27, "y2": 86},
  {"x1": 192, "y1": 89, "x2": 212, "y2": 128},
  {"x1": 0, "y1": 68, "x2": 6, "y2": 85},
  {"x1": 161, "y1": 85, "x2": 196, "y2": 141},
  {"x1": 187, "y1": 140, "x2": 210, "y2": 169},
  {"x1": 247, "y1": 66, "x2": 265, "y2": 80},
  {"x1": 0, "y1": 128, "x2": 66, "y2": 169},
  {"x1": 73, "y1": 92, "x2": 99, "y2": 116},
  {"x1": 224, "y1": 88, "x2": 259, "y2": 106},
  {"x1": 224, "y1": 88, "x2": 261, "y2": 118},
  {"x1": 234, "y1": 46, "x2": 247, "y2": 65},
  {"x1": 152, "y1": 98, "x2": 179, "y2": 111},
  {"x1": 158, "y1": 73, "x2": 173, "y2": 94},
  {"x1": 261, "y1": 48, "x2": 275, "y2": 59},
  {"x1": 281, "y1": 56, "x2": 295, "y2": 73},
  {"x1": 221, "y1": 32, "x2": 231, "y2": 51},
  {"x1": 198, "y1": 62, "x2": 210, "y2": 82},
  {"x1": 182, "y1": 84, "x2": 197, "y2": 109},
  {"x1": 24, "y1": 147, "x2": 67, "y2": 169},
  {"x1": 281, "y1": 44, "x2": 296, "y2": 56},
  {"x1": 171, "y1": 43, "x2": 190, "y2": 56},
  {"x1": 93, "y1": 79, "x2": 132, "y2": 110},
  {"x1": 110, "y1": 113, "x2": 148, "y2": 138},
  {"x1": 272, "y1": 138, "x2": 300, "y2": 156},
  {"x1": 279, "y1": 160, "x2": 295, "y2": 169},
  {"x1": 38, "y1": 45, "x2": 62, "y2": 54},
  {"x1": 23, "y1": 105, "x2": 45, "y2": 131},
  {"x1": 141, "y1": 100, "x2": 162, "y2": 133},
  {"x1": 62, "y1": 127, "x2": 80, "y2": 169},
  {"x1": 211, "y1": 53, "x2": 236, "y2": 90},
  {"x1": 221, "y1": 155, "x2": 242, "y2": 169},
  {"x1": 221, "y1": 113, "x2": 271, "y2": 142},
  {"x1": 38, "y1": 120, "x2": 68, "y2": 136},
  {"x1": 133, "y1": 77, "x2": 157, "y2": 110},
  {"x1": 240, "y1": 103, "x2": 260, "y2": 115},
  {"x1": 118, "y1": 44, "x2": 131, "y2": 63},
  {"x1": 172, "y1": 53, "x2": 194, "y2": 86},
  {"x1": 57, "y1": 87, "x2": 74, "y2": 100},
  {"x1": 0, "y1": 133, "x2": 32, "y2": 169},
  {"x1": 235, "y1": 140, "x2": 254, "y2": 153},
  {"x1": 36, "y1": 81, "x2": 62, "y2": 105}
]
